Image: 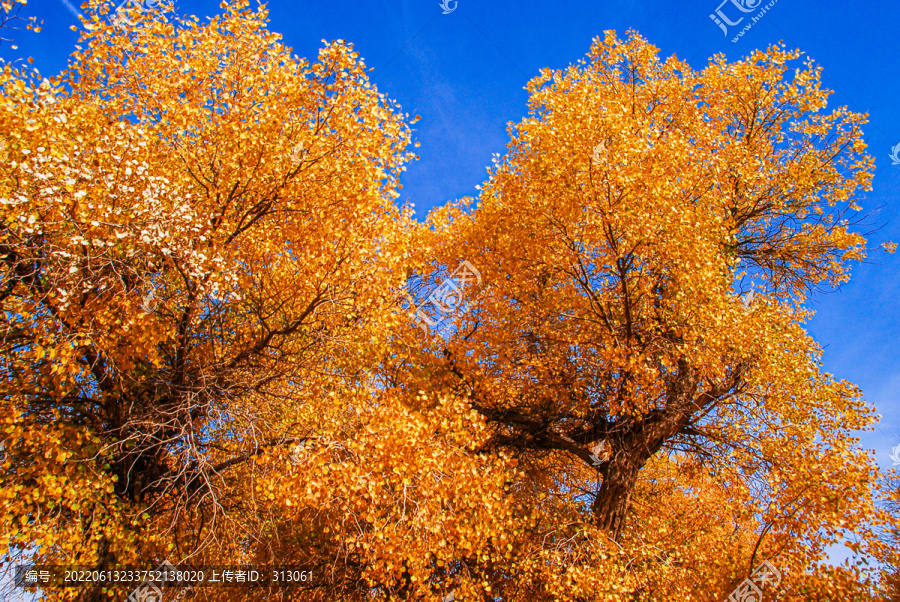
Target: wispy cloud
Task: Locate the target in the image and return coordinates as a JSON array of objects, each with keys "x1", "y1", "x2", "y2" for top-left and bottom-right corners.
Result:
[{"x1": 59, "y1": 0, "x2": 81, "y2": 19}]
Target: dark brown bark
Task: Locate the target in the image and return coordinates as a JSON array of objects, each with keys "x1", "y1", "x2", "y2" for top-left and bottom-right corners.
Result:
[
  {"x1": 459, "y1": 346, "x2": 749, "y2": 541},
  {"x1": 589, "y1": 361, "x2": 747, "y2": 539},
  {"x1": 592, "y1": 452, "x2": 640, "y2": 538},
  {"x1": 77, "y1": 536, "x2": 115, "y2": 602}
]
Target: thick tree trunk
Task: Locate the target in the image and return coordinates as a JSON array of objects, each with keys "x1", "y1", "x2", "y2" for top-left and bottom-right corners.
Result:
[
  {"x1": 591, "y1": 362, "x2": 709, "y2": 539},
  {"x1": 78, "y1": 536, "x2": 115, "y2": 602},
  {"x1": 591, "y1": 451, "x2": 641, "y2": 540}
]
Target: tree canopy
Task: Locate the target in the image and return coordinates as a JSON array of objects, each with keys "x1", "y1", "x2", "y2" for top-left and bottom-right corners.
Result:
[{"x1": 0, "y1": 2, "x2": 896, "y2": 601}]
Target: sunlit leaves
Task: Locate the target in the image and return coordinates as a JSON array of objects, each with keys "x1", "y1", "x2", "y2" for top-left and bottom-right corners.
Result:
[{"x1": 1, "y1": 9, "x2": 895, "y2": 601}]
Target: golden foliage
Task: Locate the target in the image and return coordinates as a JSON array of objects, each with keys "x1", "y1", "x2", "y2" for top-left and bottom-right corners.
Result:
[{"x1": 0, "y1": 7, "x2": 895, "y2": 601}]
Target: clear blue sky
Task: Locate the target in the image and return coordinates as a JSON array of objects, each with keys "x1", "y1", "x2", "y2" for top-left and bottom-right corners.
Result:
[{"x1": 3, "y1": 0, "x2": 899, "y2": 568}]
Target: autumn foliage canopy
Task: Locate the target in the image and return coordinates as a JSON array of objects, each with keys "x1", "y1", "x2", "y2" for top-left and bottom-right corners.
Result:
[{"x1": 0, "y1": 1, "x2": 897, "y2": 600}]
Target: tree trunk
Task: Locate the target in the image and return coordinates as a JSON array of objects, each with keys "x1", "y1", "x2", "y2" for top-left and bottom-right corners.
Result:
[
  {"x1": 592, "y1": 451, "x2": 641, "y2": 540},
  {"x1": 78, "y1": 536, "x2": 115, "y2": 602}
]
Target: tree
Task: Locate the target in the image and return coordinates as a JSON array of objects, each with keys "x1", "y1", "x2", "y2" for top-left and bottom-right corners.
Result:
[
  {"x1": 1, "y1": 1, "x2": 418, "y2": 599},
  {"x1": 410, "y1": 30, "x2": 893, "y2": 598},
  {"x1": 0, "y1": 0, "x2": 40, "y2": 49},
  {"x1": 1, "y1": 5, "x2": 895, "y2": 600}
]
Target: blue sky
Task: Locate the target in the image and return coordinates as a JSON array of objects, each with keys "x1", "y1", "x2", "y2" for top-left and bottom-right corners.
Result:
[{"x1": 3, "y1": 0, "x2": 899, "y2": 571}]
